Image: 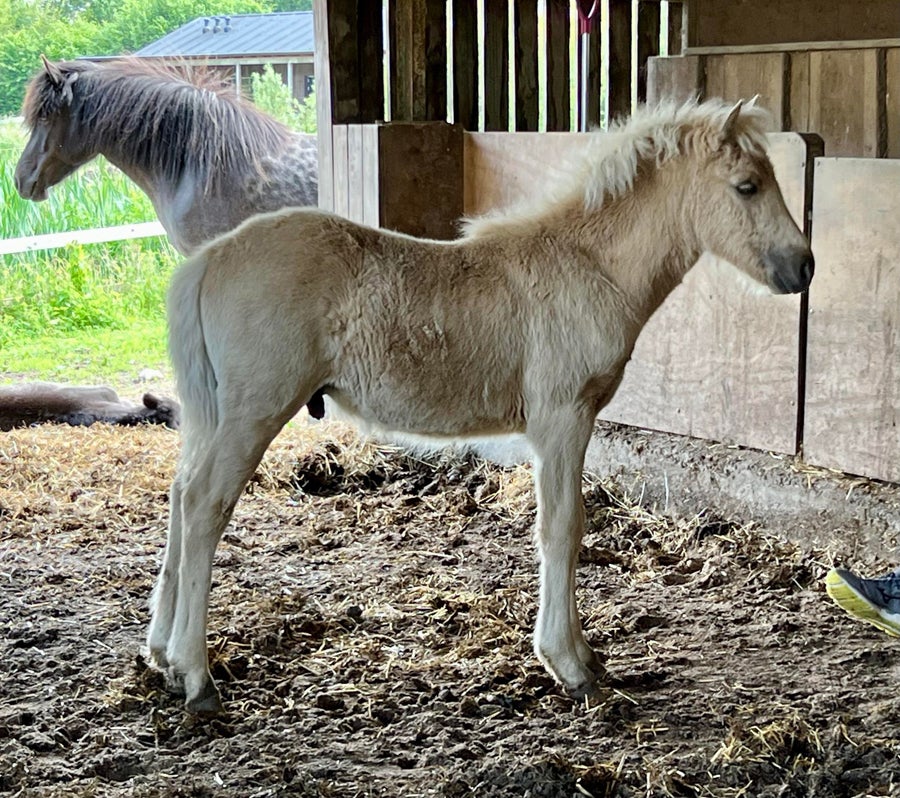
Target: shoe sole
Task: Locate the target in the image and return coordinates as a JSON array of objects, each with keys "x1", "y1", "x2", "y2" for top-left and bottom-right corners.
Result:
[{"x1": 825, "y1": 569, "x2": 900, "y2": 638}]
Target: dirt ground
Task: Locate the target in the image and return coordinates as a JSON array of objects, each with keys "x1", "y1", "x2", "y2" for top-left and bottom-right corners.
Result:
[{"x1": 2, "y1": 416, "x2": 900, "y2": 797}]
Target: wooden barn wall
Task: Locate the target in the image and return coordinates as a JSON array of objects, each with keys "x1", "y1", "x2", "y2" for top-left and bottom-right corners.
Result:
[
  {"x1": 464, "y1": 131, "x2": 819, "y2": 456},
  {"x1": 649, "y1": 47, "x2": 899, "y2": 158},
  {"x1": 804, "y1": 158, "x2": 900, "y2": 484}
]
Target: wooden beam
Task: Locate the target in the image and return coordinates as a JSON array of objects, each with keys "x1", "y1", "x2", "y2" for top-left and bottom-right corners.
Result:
[
  {"x1": 545, "y1": 0, "x2": 571, "y2": 131},
  {"x1": 483, "y1": 0, "x2": 509, "y2": 131},
  {"x1": 452, "y1": 0, "x2": 478, "y2": 130},
  {"x1": 424, "y1": 0, "x2": 448, "y2": 120},
  {"x1": 608, "y1": 0, "x2": 633, "y2": 122},
  {"x1": 514, "y1": 0, "x2": 539, "y2": 131},
  {"x1": 667, "y1": 2, "x2": 684, "y2": 56},
  {"x1": 313, "y1": 0, "x2": 334, "y2": 209},
  {"x1": 636, "y1": 1, "x2": 661, "y2": 103}
]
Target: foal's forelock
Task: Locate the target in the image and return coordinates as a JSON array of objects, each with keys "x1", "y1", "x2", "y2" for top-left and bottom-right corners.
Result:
[{"x1": 23, "y1": 60, "x2": 295, "y2": 193}]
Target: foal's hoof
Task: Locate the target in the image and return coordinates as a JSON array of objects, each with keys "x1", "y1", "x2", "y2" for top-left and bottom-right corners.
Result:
[
  {"x1": 185, "y1": 681, "x2": 225, "y2": 717},
  {"x1": 568, "y1": 672, "x2": 611, "y2": 708}
]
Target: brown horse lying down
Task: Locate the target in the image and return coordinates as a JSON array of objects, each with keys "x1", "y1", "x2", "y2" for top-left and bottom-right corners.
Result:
[{"x1": 0, "y1": 382, "x2": 180, "y2": 431}]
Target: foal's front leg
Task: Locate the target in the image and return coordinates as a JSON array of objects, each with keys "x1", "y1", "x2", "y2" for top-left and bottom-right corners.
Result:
[{"x1": 528, "y1": 407, "x2": 604, "y2": 699}]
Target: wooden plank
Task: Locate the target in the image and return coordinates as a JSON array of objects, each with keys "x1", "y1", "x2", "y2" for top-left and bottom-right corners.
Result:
[
  {"x1": 514, "y1": 0, "x2": 540, "y2": 131},
  {"x1": 805, "y1": 158, "x2": 900, "y2": 482},
  {"x1": 704, "y1": 53, "x2": 789, "y2": 129},
  {"x1": 356, "y1": 0, "x2": 385, "y2": 122},
  {"x1": 379, "y1": 122, "x2": 464, "y2": 239},
  {"x1": 331, "y1": 124, "x2": 350, "y2": 219},
  {"x1": 424, "y1": 0, "x2": 448, "y2": 120},
  {"x1": 788, "y1": 51, "x2": 810, "y2": 132},
  {"x1": 667, "y1": 2, "x2": 684, "y2": 56},
  {"x1": 347, "y1": 124, "x2": 365, "y2": 224},
  {"x1": 886, "y1": 49, "x2": 900, "y2": 158},
  {"x1": 584, "y1": 13, "x2": 603, "y2": 128},
  {"x1": 483, "y1": 0, "x2": 510, "y2": 131},
  {"x1": 646, "y1": 55, "x2": 702, "y2": 105},
  {"x1": 688, "y1": 0, "x2": 900, "y2": 49},
  {"x1": 0, "y1": 222, "x2": 165, "y2": 256},
  {"x1": 545, "y1": 0, "x2": 570, "y2": 131},
  {"x1": 313, "y1": 0, "x2": 335, "y2": 209},
  {"x1": 452, "y1": 0, "x2": 478, "y2": 130},
  {"x1": 362, "y1": 124, "x2": 380, "y2": 227},
  {"x1": 688, "y1": 38, "x2": 900, "y2": 56},
  {"x1": 324, "y1": 0, "x2": 361, "y2": 123},
  {"x1": 608, "y1": 0, "x2": 633, "y2": 122},
  {"x1": 389, "y1": 0, "x2": 415, "y2": 121},
  {"x1": 463, "y1": 131, "x2": 818, "y2": 454},
  {"x1": 636, "y1": 1, "x2": 661, "y2": 103},
  {"x1": 808, "y1": 49, "x2": 885, "y2": 157}
]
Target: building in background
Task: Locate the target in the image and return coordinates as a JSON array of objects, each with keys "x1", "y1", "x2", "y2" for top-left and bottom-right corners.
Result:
[{"x1": 134, "y1": 11, "x2": 314, "y2": 102}]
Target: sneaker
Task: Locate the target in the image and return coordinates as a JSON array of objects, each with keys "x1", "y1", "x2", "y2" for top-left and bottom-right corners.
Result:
[{"x1": 825, "y1": 567, "x2": 900, "y2": 638}]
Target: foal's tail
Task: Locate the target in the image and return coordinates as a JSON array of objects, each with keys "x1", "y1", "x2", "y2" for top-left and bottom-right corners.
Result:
[{"x1": 167, "y1": 252, "x2": 219, "y2": 444}]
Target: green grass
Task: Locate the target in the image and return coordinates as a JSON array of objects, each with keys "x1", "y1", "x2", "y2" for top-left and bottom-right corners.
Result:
[{"x1": 1, "y1": 118, "x2": 177, "y2": 388}]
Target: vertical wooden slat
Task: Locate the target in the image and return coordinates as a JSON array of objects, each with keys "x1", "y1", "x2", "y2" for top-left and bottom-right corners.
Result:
[
  {"x1": 389, "y1": 0, "x2": 415, "y2": 121},
  {"x1": 514, "y1": 0, "x2": 540, "y2": 131},
  {"x1": 545, "y1": 0, "x2": 570, "y2": 131},
  {"x1": 584, "y1": 14, "x2": 603, "y2": 128},
  {"x1": 452, "y1": 0, "x2": 479, "y2": 130},
  {"x1": 424, "y1": 0, "x2": 448, "y2": 120},
  {"x1": 313, "y1": 0, "x2": 334, "y2": 210},
  {"x1": 788, "y1": 52, "x2": 810, "y2": 132},
  {"x1": 347, "y1": 124, "x2": 364, "y2": 223},
  {"x1": 608, "y1": 0, "x2": 633, "y2": 122},
  {"x1": 325, "y1": 0, "x2": 361, "y2": 123},
  {"x1": 362, "y1": 124, "x2": 380, "y2": 227},
  {"x1": 483, "y1": 0, "x2": 510, "y2": 131},
  {"x1": 636, "y1": 1, "x2": 661, "y2": 103},
  {"x1": 356, "y1": 1, "x2": 384, "y2": 121},
  {"x1": 332, "y1": 124, "x2": 350, "y2": 218},
  {"x1": 667, "y1": 2, "x2": 684, "y2": 56},
  {"x1": 887, "y1": 49, "x2": 900, "y2": 158}
]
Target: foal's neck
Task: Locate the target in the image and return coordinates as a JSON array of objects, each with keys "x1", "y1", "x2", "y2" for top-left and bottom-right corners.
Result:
[{"x1": 572, "y1": 166, "x2": 702, "y2": 325}]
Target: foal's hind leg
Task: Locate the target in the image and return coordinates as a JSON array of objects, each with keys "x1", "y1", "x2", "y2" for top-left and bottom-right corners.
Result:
[
  {"x1": 166, "y1": 414, "x2": 291, "y2": 714},
  {"x1": 146, "y1": 475, "x2": 185, "y2": 673},
  {"x1": 528, "y1": 406, "x2": 604, "y2": 699}
]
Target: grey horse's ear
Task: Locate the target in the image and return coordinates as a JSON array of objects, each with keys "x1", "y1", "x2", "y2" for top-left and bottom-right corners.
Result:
[
  {"x1": 720, "y1": 99, "x2": 744, "y2": 142},
  {"x1": 41, "y1": 54, "x2": 64, "y2": 87},
  {"x1": 61, "y1": 71, "x2": 79, "y2": 103}
]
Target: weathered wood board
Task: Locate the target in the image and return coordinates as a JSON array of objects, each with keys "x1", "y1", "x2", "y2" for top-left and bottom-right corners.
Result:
[
  {"x1": 687, "y1": 0, "x2": 900, "y2": 49},
  {"x1": 464, "y1": 131, "x2": 818, "y2": 454},
  {"x1": 804, "y1": 158, "x2": 900, "y2": 483},
  {"x1": 704, "y1": 53, "x2": 788, "y2": 128}
]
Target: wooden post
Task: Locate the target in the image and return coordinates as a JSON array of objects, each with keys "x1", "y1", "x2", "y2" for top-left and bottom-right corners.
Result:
[
  {"x1": 667, "y1": 1, "x2": 685, "y2": 56},
  {"x1": 545, "y1": 0, "x2": 571, "y2": 131},
  {"x1": 636, "y1": 1, "x2": 661, "y2": 103},
  {"x1": 452, "y1": 0, "x2": 478, "y2": 129},
  {"x1": 313, "y1": 0, "x2": 334, "y2": 209},
  {"x1": 424, "y1": 0, "x2": 448, "y2": 120},
  {"x1": 608, "y1": 0, "x2": 633, "y2": 122},
  {"x1": 483, "y1": 0, "x2": 510, "y2": 131},
  {"x1": 514, "y1": 0, "x2": 540, "y2": 131},
  {"x1": 379, "y1": 123, "x2": 464, "y2": 239}
]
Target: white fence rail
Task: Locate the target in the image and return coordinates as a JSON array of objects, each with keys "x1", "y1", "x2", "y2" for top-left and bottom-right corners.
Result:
[{"x1": 0, "y1": 221, "x2": 166, "y2": 256}]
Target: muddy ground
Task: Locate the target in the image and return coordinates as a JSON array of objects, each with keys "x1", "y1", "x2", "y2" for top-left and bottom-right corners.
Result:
[{"x1": 1, "y1": 418, "x2": 899, "y2": 797}]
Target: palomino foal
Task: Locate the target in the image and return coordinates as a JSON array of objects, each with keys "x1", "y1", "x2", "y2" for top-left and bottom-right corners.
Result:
[{"x1": 149, "y1": 100, "x2": 814, "y2": 713}]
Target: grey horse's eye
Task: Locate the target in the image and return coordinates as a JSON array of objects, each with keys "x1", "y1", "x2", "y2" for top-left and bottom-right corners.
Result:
[{"x1": 735, "y1": 180, "x2": 758, "y2": 197}]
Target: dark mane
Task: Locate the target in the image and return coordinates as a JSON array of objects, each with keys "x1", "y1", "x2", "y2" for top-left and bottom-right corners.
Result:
[{"x1": 22, "y1": 58, "x2": 296, "y2": 192}]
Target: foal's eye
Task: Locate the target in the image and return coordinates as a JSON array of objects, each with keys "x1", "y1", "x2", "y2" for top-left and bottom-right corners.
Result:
[{"x1": 735, "y1": 180, "x2": 758, "y2": 197}]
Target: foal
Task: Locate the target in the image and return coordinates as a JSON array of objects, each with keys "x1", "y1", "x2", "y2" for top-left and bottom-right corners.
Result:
[{"x1": 149, "y1": 99, "x2": 814, "y2": 713}]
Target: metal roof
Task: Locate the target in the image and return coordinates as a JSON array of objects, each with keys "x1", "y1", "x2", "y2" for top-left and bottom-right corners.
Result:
[{"x1": 135, "y1": 11, "x2": 314, "y2": 58}]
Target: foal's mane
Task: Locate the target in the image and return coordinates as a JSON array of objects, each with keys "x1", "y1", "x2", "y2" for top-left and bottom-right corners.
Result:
[
  {"x1": 463, "y1": 99, "x2": 772, "y2": 238},
  {"x1": 22, "y1": 58, "x2": 296, "y2": 192}
]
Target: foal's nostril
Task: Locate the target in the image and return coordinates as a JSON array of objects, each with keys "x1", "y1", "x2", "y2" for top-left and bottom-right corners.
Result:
[{"x1": 799, "y1": 252, "x2": 815, "y2": 289}]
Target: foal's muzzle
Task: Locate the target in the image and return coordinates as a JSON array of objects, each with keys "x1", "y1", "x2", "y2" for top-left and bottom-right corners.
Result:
[{"x1": 765, "y1": 247, "x2": 815, "y2": 294}]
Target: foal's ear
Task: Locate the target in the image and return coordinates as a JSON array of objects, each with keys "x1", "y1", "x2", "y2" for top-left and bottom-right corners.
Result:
[
  {"x1": 41, "y1": 54, "x2": 64, "y2": 87},
  {"x1": 61, "y1": 71, "x2": 79, "y2": 103},
  {"x1": 720, "y1": 100, "x2": 744, "y2": 143}
]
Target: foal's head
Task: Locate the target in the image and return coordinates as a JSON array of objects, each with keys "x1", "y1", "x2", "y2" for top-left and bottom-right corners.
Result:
[{"x1": 685, "y1": 101, "x2": 814, "y2": 294}]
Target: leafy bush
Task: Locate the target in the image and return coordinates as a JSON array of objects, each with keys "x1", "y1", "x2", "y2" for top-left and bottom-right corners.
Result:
[{"x1": 250, "y1": 64, "x2": 316, "y2": 133}]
